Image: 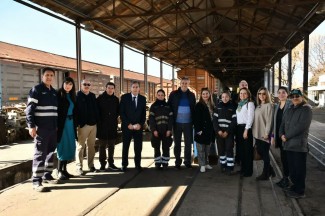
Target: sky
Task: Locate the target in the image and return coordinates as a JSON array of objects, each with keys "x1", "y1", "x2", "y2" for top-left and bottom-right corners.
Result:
[
  {"x1": 0, "y1": 0, "x2": 173, "y2": 79},
  {"x1": 0, "y1": 0, "x2": 324, "y2": 82}
]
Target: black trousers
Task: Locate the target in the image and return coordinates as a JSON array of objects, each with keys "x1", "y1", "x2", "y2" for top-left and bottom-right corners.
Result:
[
  {"x1": 287, "y1": 151, "x2": 307, "y2": 194},
  {"x1": 255, "y1": 139, "x2": 271, "y2": 173},
  {"x1": 122, "y1": 129, "x2": 143, "y2": 167},
  {"x1": 217, "y1": 133, "x2": 234, "y2": 170},
  {"x1": 279, "y1": 144, "x2": 289, "y2": 177},
  {"x1": 98, "y1": 139, "x2": 116, "y2": 166},
  {"x1": 152, "y1": 135, "x2": 171, "y2": 167},
  {"x1": 236, "y1": 125, "x2": 253, "y2": 176}
]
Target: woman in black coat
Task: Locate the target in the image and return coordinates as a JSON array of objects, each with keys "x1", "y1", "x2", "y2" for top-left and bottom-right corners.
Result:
[
  {"x1": 193, "y1": 88, "x2": 215, "y2": 173},
  {"x1": 57, "y1": 77, "x2": 77, "y2": 180},
  {"x1": 96, "y1": 82, "x2": 120, "y2": 171}
]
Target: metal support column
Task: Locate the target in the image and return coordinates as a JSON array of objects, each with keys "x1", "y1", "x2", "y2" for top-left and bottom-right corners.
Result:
[
  {"x1": 267, "y1": 69, "x2": 270, "y2": 90},
  {"x1": 303, "y1": 34, "x2": 309, "y2": 94},
  {"x1": 278, "y1": 59, "x2": 282, "y2": 88},
  {"x1": 272, "y1": 66, "x2": 275, "y2": 94},
  {"x1": 160, "y1": 59, "x2": 163, "y2": 89},
  {"x1": 75, "y1": 22, "x2": 82, "y2": 90},
  {"x1": 288, "y1": 48, "x2": 292, "y2": 91},
  {"x1": 264, "y1": 70, "x2": 268, "y2": 88},
  {"x1": 172, "y1": 65, "x2": 175, "y2": 91},
  {"x1": 119, "y1": 42, "x2": 124, "y2": 95},
  {"x1": 144, "y1": 52, "x2": 148, "y2": 97}
]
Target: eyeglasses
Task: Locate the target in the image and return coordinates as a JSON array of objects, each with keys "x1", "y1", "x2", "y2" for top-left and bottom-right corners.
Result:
[
  {"x1": 83, "y1": 83, "x2": 91, "y2": 87},
  {"x1": 258, "y1": 92, "x2": 266, "y2": 95},
  {"x1": 291, "y1": 95, "x2": 301, "y2": 99}
]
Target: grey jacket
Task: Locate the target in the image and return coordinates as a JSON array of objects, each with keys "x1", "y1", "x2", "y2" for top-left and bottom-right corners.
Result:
[
  {"x1": 272, "y1": 100, "x2": 291, "y2": 148},
  {"x1": 279, "y1": 102, "x2": 312, "y2": 152}
]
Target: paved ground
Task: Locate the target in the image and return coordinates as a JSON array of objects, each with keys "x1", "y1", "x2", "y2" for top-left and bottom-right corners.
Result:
[{"x1": 0, "y1": 108, "x2": 324, "y2": 215}]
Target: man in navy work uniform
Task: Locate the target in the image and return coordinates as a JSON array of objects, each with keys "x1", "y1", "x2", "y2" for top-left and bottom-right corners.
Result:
[
  {"x1": 26, "y1": 67, "x2": 59, "y2": 192},
  {"x1": 119, "y1": 81, "x2": 146, "y2": 172}
]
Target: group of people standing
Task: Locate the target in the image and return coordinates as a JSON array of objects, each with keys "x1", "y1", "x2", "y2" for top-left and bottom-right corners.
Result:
[
  {"x1": 26, "y1": 68, "x2": 312, "y2": 199},
  {"x1": 193, "y1": 80, "x2": 312, "y2": 199}
]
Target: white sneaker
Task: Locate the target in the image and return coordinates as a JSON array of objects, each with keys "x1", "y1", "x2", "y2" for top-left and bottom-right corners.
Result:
[
  {"x1": 205, "y1": 165, "x2": 213, "y2": 170},
  {"x1": 200, "y1": 166, "x2": 206, "y2": 173}
]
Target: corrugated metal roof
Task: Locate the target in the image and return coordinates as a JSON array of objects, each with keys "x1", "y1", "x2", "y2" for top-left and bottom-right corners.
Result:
[{"x1": 20, "y1": 0, "x2": 325, "y2": 85}]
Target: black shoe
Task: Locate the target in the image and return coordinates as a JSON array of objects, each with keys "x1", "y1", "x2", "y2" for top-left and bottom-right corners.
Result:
[
  {"x1": 43, "y1": 175, "x2": 61, "y2": 184},
  {"x1": 136, "y1": 166, "x2": 143, "y2": 172},
  {"x1": 269, "y1": 166, "x2": 276, "y2": 177},
  {"x1": 89, "y1": 167, "x2": 98, "y2": 173},
  {"x1": 108, "y1": 164, "x2": 119, "y2": 171},
  {"x1": 227, "y1": 170, "x2": 237, "y2": 176},
  {"x1": 162, "y1": 165, "x2": 168, "y2": 170},
  {"x1": 283, "y1": 186, "x2": 295, "y2": 192},
  {"x1": 185, "y1": 164, "x2": 193, "y2": 169},
  {"x1": 99, "y1": 166, "x2": 106, "y2": 172},
  {"x1": 121, "y1": 166, "x2": 128, "y2": 172},
  {"x1": 58, "y1": 171, "x2": 69, "y2": 180},
  {"x1": 33, "y1": 183, "x2": 49, "y2": 192},
  {"x1": 63, "y1": 170, "x2": 75, "y2": 178},
  {"x1": 286, "y1": 190, "x2": 305, "y2": 199},
  {"x1": 175, "y1": 165, "x2": 181, "y2": 170},
  {"x1": 221, "y1": 167, "x2": 226, "y2": 173},
  {"x1": 276, "y1": 177, "x2": 289, "y2": 188}
]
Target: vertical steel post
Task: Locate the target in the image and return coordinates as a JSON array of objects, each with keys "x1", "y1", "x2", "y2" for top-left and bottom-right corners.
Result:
[
  {"x1": 272, "y1": 66, "x2": 275, "y2": 94},
  {"x1": 303, "y1": 34, "x2": 309, "y2": 94},
  {"x1": 160, "y1": 59, "x2": 163, "y2": 90},
  {"x1": 278, "y1": 59, "x2": 282, "y2": 88},
  {"x1": 75, "y1": 22, "x2": 82, "y2": 91},
  {"x1": 144, "y1": 51, "x2": 148, "y2": 97},
  {"x1": 172, "y1": 65, "x2": 175, "y2": 91},
  {"x1": 288, "y1": 48, "x2": 292, "y2": 91},
  {"x1": 119, "y1": 42, "x2": 124, "y2": 95}
]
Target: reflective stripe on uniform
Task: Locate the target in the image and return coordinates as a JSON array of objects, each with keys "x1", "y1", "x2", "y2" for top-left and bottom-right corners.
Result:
[
  {"x1": 34, "y1": 112, "x2": 58, "y2": 117},
  {"x1": 218, "y1": 119, "x2": 231, "y2": 123},
  {"x1": 35, "y1": 106, "x2": 57, "y2": 110},
  {"x1": 28, "y1": 98, "x2": 38, "y2": 104}
]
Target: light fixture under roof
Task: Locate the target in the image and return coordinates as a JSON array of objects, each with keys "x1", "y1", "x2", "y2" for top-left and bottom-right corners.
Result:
[
  {"x1": 202, "y1": 36, "x2": 212, "y2": 45},
  {"x1": 215, "y1": 58, "x2": 221, "y2": 63},
  {"x1": 84, "y1": 21, "x2": 94, "y2": 31},
  {"x1": 278, "y1": 47, "x2": 288, "y2": 53},
  {"x1": 222, "y1": 68, "x2": 226, "y2": 73},
  {"x1": 316, "y1": 3, "x2": 325, "y2": 14}
]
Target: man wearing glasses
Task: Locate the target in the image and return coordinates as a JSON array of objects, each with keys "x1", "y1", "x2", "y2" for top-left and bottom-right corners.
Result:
[
  {"x1": 75, "y1": 79, "x2": 99, "y2": 175},
  {"x1": 279, "y1": 89, "x2": 312, "y2": 199}
]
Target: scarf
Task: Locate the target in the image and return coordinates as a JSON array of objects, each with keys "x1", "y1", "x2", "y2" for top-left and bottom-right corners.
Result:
[{"x1": 237, "y1": 99, "x2": 248, "y2": 112}]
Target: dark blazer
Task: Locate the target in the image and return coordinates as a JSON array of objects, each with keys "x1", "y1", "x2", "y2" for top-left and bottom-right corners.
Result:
[
  {"x1": 57, "y1": 92, "x2": 77, "y2": 142},
  {"x1": 119, "y1": 93, "x2": 146, "y2": 130},
  {"x1": 167, "y1": 87, "x2": 196, "y2": 123},
  {"x1": 96, "y1": 92, "x2": 119, "y2": 139},
  {"x1": 193, "y1": 102, "x2": 215, "y2": 145}
]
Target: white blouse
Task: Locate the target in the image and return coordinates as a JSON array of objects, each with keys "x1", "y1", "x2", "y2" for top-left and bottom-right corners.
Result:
[{"x1": 236, "y1": 101, "x2": 255, "y2": 129}]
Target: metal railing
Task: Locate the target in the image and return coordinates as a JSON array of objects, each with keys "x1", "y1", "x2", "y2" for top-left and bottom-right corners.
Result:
[{"x1": 308, "y1": 133, "x2": 325, "y2": 167}]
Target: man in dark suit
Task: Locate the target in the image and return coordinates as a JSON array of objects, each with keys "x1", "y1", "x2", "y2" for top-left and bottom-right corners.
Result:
[{"x1": 120, "y1": 81, "x2": 146, "y2": 172}]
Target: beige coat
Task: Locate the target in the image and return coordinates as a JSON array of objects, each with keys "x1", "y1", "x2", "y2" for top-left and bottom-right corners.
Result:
[{"x1": 252, "y1": 103, "x2": 273, "y2": 141}]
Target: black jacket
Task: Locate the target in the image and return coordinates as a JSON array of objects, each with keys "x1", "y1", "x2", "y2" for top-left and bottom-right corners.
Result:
[
  {"x1": 75, "y1": 91, "x2": 99, "y2": 128},
  {"x1": 119, "y1": 93, "x2": 146, "y2": 130},
  {"x1": 57, "y1": 92, "x2": 77, "y2": 142},
  {"x1": 213, "y1": 101, "x2": 236, "y2": 134},
  {"x1": 96, "y1": 92, "x2": 119, "y2": 139},
  {"x1": 193, "y1": 102, "x2": 215, "y2": 145},
  {"x1": 167, "y1": 88, "x2": 196, "y2": 123},
  {"x1": 149, "y1": 99, "x2": 173, "y2": 135}
]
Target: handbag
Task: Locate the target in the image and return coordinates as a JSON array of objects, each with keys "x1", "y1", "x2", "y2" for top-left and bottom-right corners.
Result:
[{"x1": 253, "y1": 145, "x2": 262, "y2": 161}]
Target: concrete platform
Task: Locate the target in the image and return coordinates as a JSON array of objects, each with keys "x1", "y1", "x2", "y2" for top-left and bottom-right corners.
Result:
[
  {"x1": 0, "y1": 113, "x2": 324, "y2": 215},
  {"x1": 0, "y1": 140, "x2": 307, "y2": 216}
]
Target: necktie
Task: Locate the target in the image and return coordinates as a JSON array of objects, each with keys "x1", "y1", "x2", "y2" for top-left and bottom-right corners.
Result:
[{"x1": 132, "y1": 96, "x2": 137, "y2": 109}]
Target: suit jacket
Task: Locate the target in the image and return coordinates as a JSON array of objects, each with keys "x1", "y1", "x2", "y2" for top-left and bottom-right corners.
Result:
[{"x1": 120, "y1": 93, "x2": 146, "y2": 130}]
